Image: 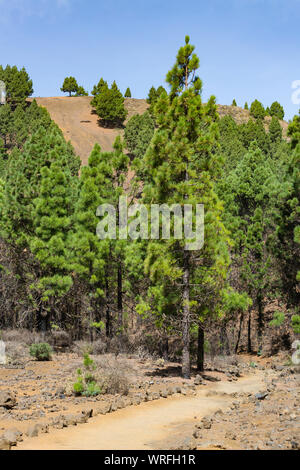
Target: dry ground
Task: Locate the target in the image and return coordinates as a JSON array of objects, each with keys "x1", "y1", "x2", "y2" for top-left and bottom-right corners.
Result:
[{"x1": 0, "y1": 352, "x2": 299, "y2": 450}]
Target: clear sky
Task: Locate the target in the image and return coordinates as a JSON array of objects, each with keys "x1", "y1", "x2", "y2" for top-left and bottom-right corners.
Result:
[{"x1": 0, "y1": 0, "x2": 299, "y2": 120}]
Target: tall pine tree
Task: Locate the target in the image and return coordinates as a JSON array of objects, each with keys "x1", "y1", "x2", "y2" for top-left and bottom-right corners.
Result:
[{"x1": 142, "y1": 37, "x2": 229, "y2": 378}]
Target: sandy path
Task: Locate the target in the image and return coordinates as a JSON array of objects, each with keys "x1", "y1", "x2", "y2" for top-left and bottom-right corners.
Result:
[{"x1": 16, "y1": 372, "x2": 265, "y2": 450}]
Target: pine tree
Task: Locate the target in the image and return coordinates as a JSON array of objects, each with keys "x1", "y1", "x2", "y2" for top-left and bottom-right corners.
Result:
[
  {"x1": 11, "y1": 105, "x2": 27, "y2": 148},
  {"x1": 1, "y1": 125, "x2": 80, "y2": 245},
  {"x1": 217, "y1": 116, "x2": 246, "y2": 171},
  {"x1": 75, "y1": 86, "x2": 88, "y2": 96},
  {"x1": 232, "y1": 99, "x2": 237, "y2": 106},
  {"x1": 146, "y1": 86, "x2": 157, "y2": 104},
  {"x1": 25, "y1": 99, "x2": 53, "y2": 133},
  {"x1": 244, "y1": 102, "x2": 249, "y2": 110},
  {"x1": 269, "y1": 116, "x2": 282, "y2": 143},
  {"x1": 269, "y1": 101, "x2": 285, "y2": 120},
  {"x1": 142, "y1": 36, "x2": 229, "y2": 378},
  {"x1": 29, "y1": 163, "x2": 77, "y2": 328},
  {"x1": 91, "y1": 78, "x2": 108, "y2": 106},
  {"x1": 71, "y1": 138, "x2": 129, "y2": 335},
  {"x1": 287, "y1": 110, "x2": 300, "y2": 149},
  {"x1": 0, "y1": 65, "x2": 33, "y2": 107},
  {"x1": 0, "y1": 104, "x2": 13, "y2": 147},
  {"x1": 93, "y1": 81, "x2": 127, "y2": 127},
  {"x1": 239, "y1": 119, "x2": 271, "y2": 155},
  {"x1": 61, "y1": 77, "x2": 79, "y2": 96},
  {"x1": 125, "y1": 87, "x2": 132, "y2": 98},
  {"x1": 147, "y1": 85, "x2": 167, "y2": 116},
  {"x1": 219, "y1": 143, "x2": 289, "y2": 352},
  {"x1": 250, "y1": 99, "x2": 266, "y2": 120},
  {"x1": 124, "y1": 111, "x2": 155, "y2": 161},
  {"x1": 274, "y1": 140, "x2": 300, "y2": 303}
]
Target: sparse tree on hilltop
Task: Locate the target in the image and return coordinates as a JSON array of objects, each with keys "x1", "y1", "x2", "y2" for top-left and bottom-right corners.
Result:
[
  {"x1": 75, "y1": 86, "x2": 88, "y2": 96},
  {"x1": 61, "y1": 76, "x2": 79, "y2": 97}
]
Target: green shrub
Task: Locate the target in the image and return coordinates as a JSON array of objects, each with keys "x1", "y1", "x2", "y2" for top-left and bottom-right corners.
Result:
[
  {"x1": 29, "y1": 343, "x2": 52, "y2": 361},
  {"x1": 269, "y1": 311, "x2": 285, "y2": 327},
  {"x1": 73, "y1": 353, "x2": 101, "y2": 397},
  {"x1": 73, "y1": 376, "x2": 84, "y2": 395},
  {"x1": 83, "y1": 382, "x2": 101, "y2": 397},
  {"x1": 291, "y1": 315, "x2": 300, "y2": 334}
]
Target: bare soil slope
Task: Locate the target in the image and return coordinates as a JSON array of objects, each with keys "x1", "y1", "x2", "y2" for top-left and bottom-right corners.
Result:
[{"x1": 31, "y1": 97, "x2": 148, "y2": 166}]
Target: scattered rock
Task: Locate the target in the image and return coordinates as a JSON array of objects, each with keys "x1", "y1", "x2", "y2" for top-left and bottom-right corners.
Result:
[{"x1": 255, "y1": 392, "x2": 268, "y2": 400}]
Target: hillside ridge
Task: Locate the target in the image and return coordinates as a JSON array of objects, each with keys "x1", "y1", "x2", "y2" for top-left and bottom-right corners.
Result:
[{"x1": 29, "y1": 97, "x2": 288, "y2": 165}]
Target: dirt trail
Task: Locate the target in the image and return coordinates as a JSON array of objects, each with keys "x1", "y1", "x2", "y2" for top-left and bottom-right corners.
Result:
[{"x1": 16, "y1": 372, "x2": 265, "y2": 450}]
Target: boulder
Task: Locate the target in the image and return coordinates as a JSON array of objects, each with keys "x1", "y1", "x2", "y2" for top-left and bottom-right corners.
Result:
[
  {"x1": 2, "y1": 429, "x2": 23, "y2": 446},
  {"x1": 0, "y1": 391, "x2": 17, "y2": 409},
  {"x1": 96, "y1": 402, "x2": 111, "y2": 415}
]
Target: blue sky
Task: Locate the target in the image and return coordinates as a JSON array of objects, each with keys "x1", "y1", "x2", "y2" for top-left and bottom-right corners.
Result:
[{"x1": 0, "y1": 0, "x2": 299, "y2": 120}]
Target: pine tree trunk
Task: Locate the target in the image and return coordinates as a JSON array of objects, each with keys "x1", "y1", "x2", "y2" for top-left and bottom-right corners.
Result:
[
  {"x1": 159, "y1": 336, "x2": 169, "y2": 361},
  {"x1": 117, "y1": 264, "x2": 123, "y2": 329},
  {"x1": 235, "y1": 311, "x2": 244, "y2": 354},
  {"x1": 257, "y1": 292, "x2": 263, "y2": 353},
  {"x1": 247, "y1": 308, "x2": 252, "y2": 353},
  {"x1": 105, "y1": 279, "x2": 110, "y2": 338},
  {"x1": 220, "y1": 325, "x2": 230, "y2": 355},
  {"x1": 182, "y1": 249, "x2": 191, "y2": 379},
  {"x1": 197, "y1": 326, "x2": 204, "y2": 372}
]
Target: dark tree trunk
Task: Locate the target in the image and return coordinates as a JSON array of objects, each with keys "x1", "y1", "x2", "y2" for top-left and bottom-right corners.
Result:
[
  {"x1": 257, "y1": 293, "x2": 264, "y2": 352},
  {"x1": 235, "y1": 311, "x2": 244, "y2": 354},
  {"x1": 159, "y1": 336, "x2": 169, "y2": 361},
  {"x1": 247, "y1": 308, "x2": 252, "y2": 353},
  {"x1": 105, "y1": 279, "x2": 110, "y2": 338},
  {"x1": 182, "y1": 249, "x2": 191, "y2": 379},
  {"x1": 197, "y1": 326, "x2": 204, "y2": 372},
  {"x1": 220, "y1": 325, "x2": 230, "y2": 355},
  {"x1": 117, "y1": 264, "x2": 123, "y2": 330}
]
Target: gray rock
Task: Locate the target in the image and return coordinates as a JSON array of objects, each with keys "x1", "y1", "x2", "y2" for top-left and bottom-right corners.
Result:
[{"x1": 255, "y1": 392, "x2": 268, "y2": 400}]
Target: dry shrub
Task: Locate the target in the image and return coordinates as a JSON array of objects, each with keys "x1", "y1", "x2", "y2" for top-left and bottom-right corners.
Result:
[
  {"x1": 71, "y1": 339, "x2": 107, "y2": 356},
  {"x1": 71, "y1": 341, "x2": 94, "y2": 356},
  {"x1": 1, "y1": 329, "x2": 44, "y2": 345},
  {"x1": 95, "y1": 355, "x2": 136, "y2": 395},
  {"x1": 107, "y1": 334, "x2": 131, "y2": 355},
  {"x1": 205, "y1": 354, "x2": 241, "y2": 370},
  {"x1": 1, "y1": 329, "x2": 47, "y2": 363},
  {"x1": 49, "y1": 330, "x2": 71, "y2": 351},
  {"x1": 92, "y1": 339, "x2": 106, "y2": 355},
  {"x1": 5, "y1": 341, "x2": 30, "y2": 363}
]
